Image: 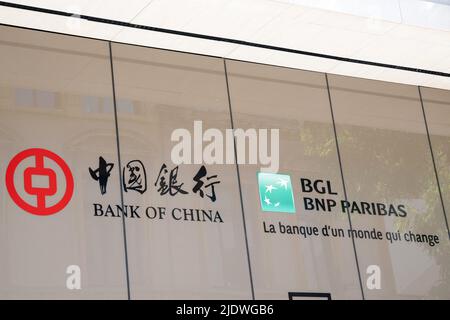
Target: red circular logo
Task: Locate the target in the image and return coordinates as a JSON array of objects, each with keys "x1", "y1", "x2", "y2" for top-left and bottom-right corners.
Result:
[{"x1": 5, "y1": 148, "x2": 74, "y2": 216}]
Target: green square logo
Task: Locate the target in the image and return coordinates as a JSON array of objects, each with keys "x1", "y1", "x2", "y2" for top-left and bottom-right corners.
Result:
[{"x1": 257, "y1": 172, "x2": 296, "y2": 213}]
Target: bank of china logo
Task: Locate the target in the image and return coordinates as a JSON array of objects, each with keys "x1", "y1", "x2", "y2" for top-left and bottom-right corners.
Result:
[{"x1": 257, "y1": 172, "x2": 295, "y2": 213}]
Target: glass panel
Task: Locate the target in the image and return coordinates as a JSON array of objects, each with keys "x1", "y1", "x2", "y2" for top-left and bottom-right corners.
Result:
[
  {"x1": 111, "y1": 44, "x2": 252, "y2": 299},
  {"x1": 420, "y1": 87, "x2": 450, "y2": 298},
  {"x1": 0, "y1": 26, "x2": 127, "y2": 299},
  {"x1": 328, "y1": 75, "x2": 450, "y2": 299},
  {"x1": 226, "y1": 60, "x2": 362, "y2": 299}
]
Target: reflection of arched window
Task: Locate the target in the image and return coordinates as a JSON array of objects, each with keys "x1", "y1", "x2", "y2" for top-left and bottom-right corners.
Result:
[
  {"x1": 62, "y1": 128, "x2": 153, "y2": 166},
  {"x1": 62, "y1": 129, "x2": 116, "y2": 153}
]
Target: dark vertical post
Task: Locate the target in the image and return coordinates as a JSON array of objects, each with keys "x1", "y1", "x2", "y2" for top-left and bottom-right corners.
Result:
[
  {"x1": 325, "y1": 73, "x2": 365, "y2": 300},
  {"x1": 109, "y1": 41, "x2": 131, "y2": 300},
  {"x1": 223, "y1": 59, "x2": 255, "y2": 299}
]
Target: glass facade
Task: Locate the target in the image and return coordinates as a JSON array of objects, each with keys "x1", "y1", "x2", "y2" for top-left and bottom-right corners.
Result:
[{"x1": 0, "y1": 25, "x2": 449, "y2": 299}]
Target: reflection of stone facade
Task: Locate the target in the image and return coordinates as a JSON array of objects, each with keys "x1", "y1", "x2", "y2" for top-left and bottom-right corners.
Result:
[{"x1": 0, "y1": 24, "x2": 449, "y2": 300}]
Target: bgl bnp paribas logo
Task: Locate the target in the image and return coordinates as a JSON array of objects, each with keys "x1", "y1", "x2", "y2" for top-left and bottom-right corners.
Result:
[{"x1": 257, "y1": 172, "x2": 295, "y2": 214}]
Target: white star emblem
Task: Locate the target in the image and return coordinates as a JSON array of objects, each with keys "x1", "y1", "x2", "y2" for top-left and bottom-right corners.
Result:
[
  {"x1": 277, "y1": 178, "x2": 288, "y2": 189},
  {"x1": 264, "y1": 196, "x2": 271, "y2": 205},
  {"x1": 274, "y1": 202, "x2": 280, "y2": 207},
  {"x1": 265, "y1": 184, "x2": 277, "y2": 193}
]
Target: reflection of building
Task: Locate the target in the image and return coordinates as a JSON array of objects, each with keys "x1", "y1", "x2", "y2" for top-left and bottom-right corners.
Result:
[{"x1": 0, "y1": 1, "x2": 450, "y2": 300}]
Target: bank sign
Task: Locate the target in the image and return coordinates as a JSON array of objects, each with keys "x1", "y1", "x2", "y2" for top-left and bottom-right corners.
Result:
[
  {"x1": 6, "y1": 147, "x2": 444, "y2": 249},
  {"x1": 6, "y1": 147, "x2": 409, "y2": 220},
  {"x1": 5, "y1": 148, "x2": 74, "y2": 216},
  {"x1": 5, "y1": 147, "x2": 225, "y2": 224},
  {"x1": 89, "y1": 155, "x2": 224, "y2": 223},
  {"x1": 258, "y1": 175, "x2": 408, "y2": 220}
]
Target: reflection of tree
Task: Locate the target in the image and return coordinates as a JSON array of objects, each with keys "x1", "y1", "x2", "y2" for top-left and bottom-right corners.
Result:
[
  {"x1": 406, "y1": 136, "x2": 450, "y2": 298},
  {"x1": 300, "y1": 123, "x2": 335, "y2": 159},
  {"x1": 298, "y1": 122, "x2": 345, "y2": 223},
  {"x1": 300, "y1": 121, "x2": 450, "y2": 298}
]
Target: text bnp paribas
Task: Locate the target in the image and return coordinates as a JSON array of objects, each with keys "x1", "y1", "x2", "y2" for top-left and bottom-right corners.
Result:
[{"x1": 300, "y1": 178, "x2": 408, "y2": 217}]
